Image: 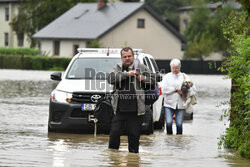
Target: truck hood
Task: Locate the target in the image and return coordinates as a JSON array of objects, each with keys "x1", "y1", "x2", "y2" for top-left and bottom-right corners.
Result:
[{"x1": 56, "y1": 79, "x2": 113, "y2": 93}]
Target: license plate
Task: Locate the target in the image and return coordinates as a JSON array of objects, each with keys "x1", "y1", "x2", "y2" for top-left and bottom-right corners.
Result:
[{"x1": 81, "y1": 103, "x2": 96, "y2": 111}]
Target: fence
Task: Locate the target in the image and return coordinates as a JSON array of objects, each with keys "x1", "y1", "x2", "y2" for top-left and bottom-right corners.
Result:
[
  {"x1": 0, "y1": 55, "x2": 224, "y2": 74},
  {"x1": 155, "y1": 60, "x2": 224, "y2": 74}
]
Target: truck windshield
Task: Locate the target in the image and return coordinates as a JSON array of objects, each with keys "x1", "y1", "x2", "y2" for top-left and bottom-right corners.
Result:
[{"x1": 66, "y1": 58, "x2": 121, "y2": 79}]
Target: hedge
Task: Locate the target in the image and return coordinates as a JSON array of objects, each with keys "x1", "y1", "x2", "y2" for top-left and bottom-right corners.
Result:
[
  {"x1": 0, "y1": 55, "x2": 71, "y2": 70},
  {"x1": 0, "y1": 48, "x2": 40, "y2": 56}
]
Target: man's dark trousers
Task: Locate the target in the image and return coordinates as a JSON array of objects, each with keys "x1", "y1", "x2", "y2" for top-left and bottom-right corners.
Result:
[{"x1": 109, "y1": 111, "x2": 142, "y2": 153}]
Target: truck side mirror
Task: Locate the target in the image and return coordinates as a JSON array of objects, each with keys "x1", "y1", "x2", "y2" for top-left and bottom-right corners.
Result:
[{"x1": 51, "y1": 72, "x2": 62, "y2": 81}]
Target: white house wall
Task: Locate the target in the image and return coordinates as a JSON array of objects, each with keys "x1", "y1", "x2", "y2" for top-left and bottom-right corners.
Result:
[
  {"x1": 0, "y1": 2, "x2": 30, "y2": 48},
  {"x1": 40, "y1": 40, "x2": 53, "y2": 56},
  {"x1": 99, "y1": 9, "x2": 184, "y2": 60},
  {"x1": 0, "y1": 4, "x2": 8, "y2": 46},
  {"x1": 40, "y1": 39, "x2": 87, "y2": 57}
]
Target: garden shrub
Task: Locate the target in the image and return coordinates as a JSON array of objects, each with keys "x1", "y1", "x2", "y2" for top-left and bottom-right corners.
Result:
[
  {"x1": 0, "y1": 48, "x2": 39, "y2": 56},
  {"x1": 2, "y1": 55, "x2": 22, "y2": 69},
  {"x1": 218, "y1": 11, "x2": 250, "y2": 159},
  {"x1": 0, "y1": 55, "x2": 71, "y2": 70}
]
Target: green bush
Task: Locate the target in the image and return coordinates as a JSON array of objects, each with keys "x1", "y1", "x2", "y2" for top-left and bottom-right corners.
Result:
[
  {"x1": 32, "y1": 56, "x2": 44, "y2": 70},
  {"x1": 48, "y1": 66, "x2": 65, "y2": 71},
  {"x1": 2, "y1": 55, "x2": 22, "y2": 69},
  {"x1": 0, "y1": 48, "x2": 40, "y2": 56},
  {"x1": 23, "y1": 55, "x2": 33, "y2": 69},
  {"x1": 0, "y1": 55, "x2": 71, "y2": 70},
  {"x1": 218, "y1": 11, "x2": 250, "y2": 159}
]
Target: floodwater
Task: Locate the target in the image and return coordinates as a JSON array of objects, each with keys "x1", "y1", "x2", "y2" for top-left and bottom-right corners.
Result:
[{"x1": 0, "y1": 69, "x2": 249, "y2": 167}]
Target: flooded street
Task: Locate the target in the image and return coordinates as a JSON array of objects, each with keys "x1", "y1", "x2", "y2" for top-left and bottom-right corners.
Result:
[{"x1": 0, "y1": 69, "x2": 249, "y2": 167}]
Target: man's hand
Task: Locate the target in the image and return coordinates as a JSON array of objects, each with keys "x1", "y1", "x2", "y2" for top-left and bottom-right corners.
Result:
[
  {"x1": 136, "y1": 75, "x2": 145, "y2": 81},
  {"x1": 127, "y1": 70, "x2": 137, "y2": 76},
  {"x1": 127, "y1": 70, "x2": 145, "y2": 81}
]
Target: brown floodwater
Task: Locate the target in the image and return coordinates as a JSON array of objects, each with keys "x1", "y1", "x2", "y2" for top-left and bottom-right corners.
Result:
[{"x1": 0, "y1": 69, "x2": 249, "y2": 167}]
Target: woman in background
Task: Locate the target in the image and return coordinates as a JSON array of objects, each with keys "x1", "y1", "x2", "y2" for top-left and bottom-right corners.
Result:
[{"x1": 161, "y1": 59, "x2": 196, "y2": 135}]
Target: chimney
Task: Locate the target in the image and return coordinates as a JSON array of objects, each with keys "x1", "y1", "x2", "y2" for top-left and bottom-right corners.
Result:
[{"x1": 97, "y1": 0, "x2": 107, "y2": 10}]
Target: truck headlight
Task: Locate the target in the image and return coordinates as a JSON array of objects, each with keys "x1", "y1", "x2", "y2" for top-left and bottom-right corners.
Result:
[{"x1": 50, "y1": 90, "x2": 72, "y2": 103}]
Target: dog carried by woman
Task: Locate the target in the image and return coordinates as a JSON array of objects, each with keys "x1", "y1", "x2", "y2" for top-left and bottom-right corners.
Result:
[{"x1": 181, "y1": 78, "x2": 197, "y2": 109}]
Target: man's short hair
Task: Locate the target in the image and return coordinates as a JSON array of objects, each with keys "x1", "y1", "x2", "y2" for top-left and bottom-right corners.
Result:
[{"x1": 120, "y1": 47, "x2": 134, "y2": 57}]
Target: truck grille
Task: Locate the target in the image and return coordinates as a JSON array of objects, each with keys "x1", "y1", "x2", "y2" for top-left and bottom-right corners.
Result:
[{"x1": 71, "y1": 92, "x2": 105, "y2": 103}]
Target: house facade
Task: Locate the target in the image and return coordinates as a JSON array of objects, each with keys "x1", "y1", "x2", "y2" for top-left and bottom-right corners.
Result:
[
  {"x1": 0, "y1": 0, "x2": 30, "y2": 48},
  {"x1": 33, "y1": 2, "x2": 186, "y2": 60}
]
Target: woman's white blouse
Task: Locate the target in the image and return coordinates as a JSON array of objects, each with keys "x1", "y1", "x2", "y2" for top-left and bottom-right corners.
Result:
[{"x1": 161, "y1": 72, "x2": 197, "y2": 109}]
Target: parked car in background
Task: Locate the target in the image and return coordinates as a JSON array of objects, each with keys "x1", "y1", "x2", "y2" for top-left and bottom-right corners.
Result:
[{"x1": 48, "y1": 48, "x2": 164, "y2": 134}]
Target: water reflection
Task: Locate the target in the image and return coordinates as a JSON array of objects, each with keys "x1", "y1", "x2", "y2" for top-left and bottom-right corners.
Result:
[
  {"x1": 51, "y1": 139, "x2": 68, "y2": 167},
  {"x1": 107, "y1": 150, "x2": 142, "y2": 167}
]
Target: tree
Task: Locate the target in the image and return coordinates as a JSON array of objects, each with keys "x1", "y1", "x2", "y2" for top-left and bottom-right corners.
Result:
[
  {"x1": 10, "y1": 0, "x2": 97, "y2": 47},
  {"x1": 87, "y1": 39, "x2": 102, "y2": 48},
  {"x1": 145, "y1": 0, "x2": 193, "y2": 29},
  {"x1": 184, "y1": 0, "x2": 233, "y2": 60}
]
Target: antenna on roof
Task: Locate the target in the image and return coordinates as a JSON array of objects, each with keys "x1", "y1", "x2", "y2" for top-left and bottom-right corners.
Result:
[
  {"x1": 107, "y1": 47, "x2": 109, "y2": 56},
  {"x1": 74, "y1": 9, "x2": 89, "y2": 19}
]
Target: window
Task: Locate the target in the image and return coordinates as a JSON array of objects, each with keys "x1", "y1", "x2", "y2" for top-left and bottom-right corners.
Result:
[
  {"x1": 137, "y1": 19, "x2": 145, "y2": 28},
  {"x1": 150, "y1": 58, "x2": 159, "y2": 72},
  {"x1": 66, "y1": 58, "x2": 121, "y2": 79},
  {"x1": 54, "y1": 41, "x2": 60, "y2": 56},
  {"x1": 143, "y1": 59, "x2": 147, "y2": 66},
  {"x1": 143, "y1": 57, "x2": 153, "y2": 72},
  {"x1": 183, "y1": 19, "x2": 188, "y2": 32},
  {"x1": 73, "y1": 44, "x2": 79, "y2": 56},
  {"x1": 4, "y1": 33, "x2": 9, "y2": 46},
  {"x1": 145, "y1": 57, "x2": 153, "y2": 71},
  {"x1": 17, "y1": 33, "x2": 24, "y2": 47},
  {"x1": 5, "y1": 7, "x2": 9, "y2": 21},
  {"x1": 38, "y1": 41, "x2": 41, "y2": 50}
]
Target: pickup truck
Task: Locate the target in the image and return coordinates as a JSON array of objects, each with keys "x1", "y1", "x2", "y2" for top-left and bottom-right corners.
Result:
[{"x1": 48, "y1": 48, "x2": 165, "y2": 134}]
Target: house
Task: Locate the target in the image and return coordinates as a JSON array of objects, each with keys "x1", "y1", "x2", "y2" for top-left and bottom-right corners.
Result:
[
  {"x1": 33, "y1": 1, "x2": 186, "y2": 60},
  {"x1": 0, "y1": 0, "x2": 30, "y2": 48}
]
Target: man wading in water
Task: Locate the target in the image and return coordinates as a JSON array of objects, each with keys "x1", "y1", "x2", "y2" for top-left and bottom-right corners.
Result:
[{"x1": 107, "y1": 47, "x2": 155, "y2": 153}]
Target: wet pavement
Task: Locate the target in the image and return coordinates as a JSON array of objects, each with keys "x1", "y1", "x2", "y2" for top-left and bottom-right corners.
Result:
[{"x1": 0, "y1": 69, "x2": 249, "y2": 167}]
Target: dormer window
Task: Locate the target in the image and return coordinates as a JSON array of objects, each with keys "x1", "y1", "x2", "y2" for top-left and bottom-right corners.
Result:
[{"x1": 137, "y1": 19, "x2": 145, "y2": 28}]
